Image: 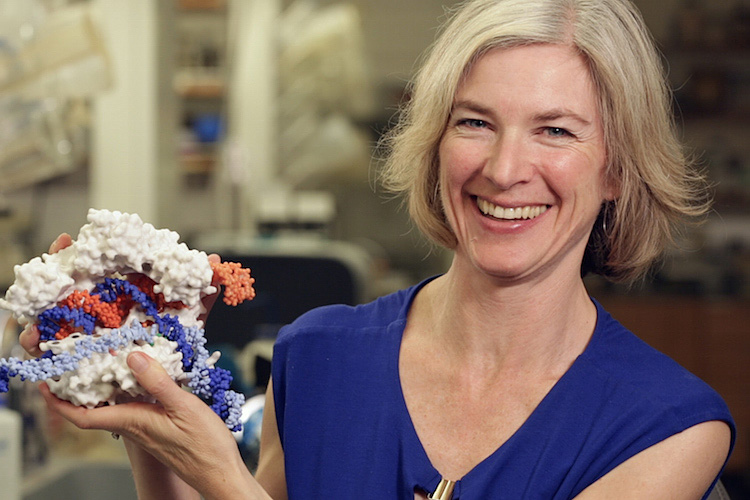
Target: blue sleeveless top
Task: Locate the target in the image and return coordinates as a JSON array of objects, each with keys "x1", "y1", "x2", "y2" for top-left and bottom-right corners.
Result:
[{"x1": 272, "y1": 279, "x2": 735, "y2": 499}]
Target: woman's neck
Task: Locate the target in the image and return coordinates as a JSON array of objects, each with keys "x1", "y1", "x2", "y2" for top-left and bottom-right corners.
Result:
[{"x1": 415, "y1": 260, "x2": 597, "y2": 379}]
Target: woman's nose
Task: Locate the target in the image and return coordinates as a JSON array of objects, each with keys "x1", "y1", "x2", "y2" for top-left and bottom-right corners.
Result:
[{"x1": 481, "y1": 132, "x2": 533, "y2": 189}]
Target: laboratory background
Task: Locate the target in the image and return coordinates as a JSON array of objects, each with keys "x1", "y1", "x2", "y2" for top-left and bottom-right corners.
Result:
[{"x1": 0, "y1": 0, "x2": 748, "y2": 498}]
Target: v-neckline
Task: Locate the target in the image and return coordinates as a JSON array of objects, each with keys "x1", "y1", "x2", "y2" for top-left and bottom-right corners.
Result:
[{"x1": 389, "y1": 278, "x2": 602, "y2": 495}]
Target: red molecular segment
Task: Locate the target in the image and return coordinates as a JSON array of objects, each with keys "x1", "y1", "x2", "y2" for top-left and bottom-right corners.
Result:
[
  {"x1": 50, "y1": 275, "x2": 190, "y2": 340},
  {"x1": 127, "y1": 274, "x2": 188, "y2": 312},
  {"x1": 56, "y1": 290, "x2": 128, "y2": 339},
  {"x1": 210, "y1": 261, "x2": 256, "y2": 306}
]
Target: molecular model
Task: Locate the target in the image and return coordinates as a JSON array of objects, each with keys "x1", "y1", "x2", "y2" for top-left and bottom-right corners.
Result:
[{"x1": 0, "y1": 209, "x2": 255, "y2": 431}]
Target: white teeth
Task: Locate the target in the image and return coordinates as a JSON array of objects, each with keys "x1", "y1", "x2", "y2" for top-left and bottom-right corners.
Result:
[{"x1": 477, "y1": 198, "x2": 548, "y2": 220}]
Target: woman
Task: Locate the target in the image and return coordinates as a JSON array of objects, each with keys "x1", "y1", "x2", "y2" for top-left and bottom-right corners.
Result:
[{"x1": 26, "y1": 0, "x2": 733, "y2": 498}]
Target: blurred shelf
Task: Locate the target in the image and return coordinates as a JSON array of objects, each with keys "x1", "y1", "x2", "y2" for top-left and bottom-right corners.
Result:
[
  {"x1": 177, "y1": 0, "x2": 226, "y2": 11},
  {"x1": 174, "y1": 69, "x2": 225, "y2": 98},
  {"x1": 174, "y1": 2, "x2": 228, "y2": 178},
  {"x1": 179, "y1": 152, "x2": 217, "y2": 174},
  {"x1": 666, "y1": 46, "x2": 750, "y2": 64},
  {"x1": 176, "y1": 83, "x2": 225, "y2": 99},
  {"x1": 677, "y1": 111, "x2": 750, "y2": 126}
]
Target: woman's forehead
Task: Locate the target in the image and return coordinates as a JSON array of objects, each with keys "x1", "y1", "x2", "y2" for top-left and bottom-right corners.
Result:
[{"x1": 454, "y1": 44, "x2": 601, "y2": 120}]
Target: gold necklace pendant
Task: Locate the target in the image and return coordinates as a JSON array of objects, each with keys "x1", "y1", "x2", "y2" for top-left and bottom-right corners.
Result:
[{"x1": 428, "y1": 478, "x2": 457, "y2": 500}]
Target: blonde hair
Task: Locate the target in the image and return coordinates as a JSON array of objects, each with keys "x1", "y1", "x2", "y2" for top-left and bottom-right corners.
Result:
[{"x1": 379, "y1": 0, "x2": 709, "y2": 284}]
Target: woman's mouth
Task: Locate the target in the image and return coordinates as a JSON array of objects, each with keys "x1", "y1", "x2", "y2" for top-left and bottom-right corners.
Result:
[{"x1": 476, "y1": 198, "x2": 549, "y2": 220}]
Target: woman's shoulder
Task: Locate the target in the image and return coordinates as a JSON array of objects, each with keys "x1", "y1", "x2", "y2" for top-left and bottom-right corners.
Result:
[
  {"x1": 274, "y1": 280, "x2": 426, "y2": 345},
  {"x1": 552, "y1": 299, "x2": 736, "y2": 494},
  {"x1": 584, "y1": 299, "x2": 732, "y2": 425}
]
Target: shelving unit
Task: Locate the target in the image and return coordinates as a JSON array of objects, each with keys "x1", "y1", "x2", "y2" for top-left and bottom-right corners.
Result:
[
  {"x1": 174, "y1": 0, "x2": 229, "y2": 178},
  {"x1": 663, "y1": 1, "x2": 750, "y2": 217}
]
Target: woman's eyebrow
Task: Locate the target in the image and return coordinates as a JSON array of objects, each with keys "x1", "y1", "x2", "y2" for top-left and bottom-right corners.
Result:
[
  {"x1": 451, "y1": 99, "x2": 495, "y2": 116},
  {"x1": 452, "y1": 101, "x2": 593, "y2": 127},
  {"x1": 532, "y1": 108, "x2": 592, "y2": 126}
]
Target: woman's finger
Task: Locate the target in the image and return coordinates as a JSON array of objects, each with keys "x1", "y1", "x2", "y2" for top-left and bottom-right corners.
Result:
[
  {"x1": 126, "y1": 352, "x2": 189, "y2": 411},
  {"x1": 49, "y1": 233, "x2": 73, "y2": 254},
  {"x1": 39, "y1": 381, "x2": 171, "y2": 439},
  {"x1": 19, "y1": 234, "x2": 74, "y2": 359},
  {"x1": 38, "y1": 382, "x2": 132, "y2": 433},
  {"x1": 18, "y1": 325, "x2": 42, "y2": 357}
]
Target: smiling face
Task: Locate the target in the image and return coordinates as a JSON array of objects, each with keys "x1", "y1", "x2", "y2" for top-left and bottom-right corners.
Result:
[{"x1": 438, "y1": 43, "x2": 615, "y2": 283}]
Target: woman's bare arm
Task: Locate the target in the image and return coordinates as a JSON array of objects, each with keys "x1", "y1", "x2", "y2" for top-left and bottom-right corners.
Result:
[
  {"x1": 255, "y1": 379, "x2": 288, "y2": 500},
  {"x1": 574, "y1": 420, "x2": 731, "y2": 499},
  {"x1": 123, "y1": 438, "x2": 201, "y2": 500}
]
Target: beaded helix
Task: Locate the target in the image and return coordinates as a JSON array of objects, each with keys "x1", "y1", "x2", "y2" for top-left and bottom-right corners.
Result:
[{"x1": 0, "y1": 209, "x2": 255, "y2": 431}]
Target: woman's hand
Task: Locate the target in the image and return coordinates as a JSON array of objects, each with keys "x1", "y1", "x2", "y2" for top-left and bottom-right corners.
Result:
[
  {"x1": 19, "y1": 234, "x2": 268, "y2": 498},
  {"x1": 199, "y1": 253, "x2": 222, "y2": 325},
  {"x1": 18, "y1": 233, "x2": 73, "y2": 357},
  {"x1": 39, "y1": 352, "x2": 269, "y2": 500}
]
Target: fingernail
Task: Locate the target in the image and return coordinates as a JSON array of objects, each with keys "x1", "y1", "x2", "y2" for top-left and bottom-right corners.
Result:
[
  {"x1": 51, "y1": 235, "x2": 64, "y2": 251},
  {"x1": 128, "y1": 352, "x2": 150, "y2": 374}
]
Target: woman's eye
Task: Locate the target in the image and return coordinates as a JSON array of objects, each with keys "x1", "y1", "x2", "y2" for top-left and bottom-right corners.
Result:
[
  {"x1": 458, "y1": 118, "x2": 487, "y2": 129},
  {"x1": 545, "y1": 127, "x2": 571, "y2": 137}
]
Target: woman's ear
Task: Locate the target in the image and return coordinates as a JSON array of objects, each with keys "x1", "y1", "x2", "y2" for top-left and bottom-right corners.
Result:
[
  {"x1": 604, "y1": 181, "x2": 620, "y2": 202},
  {"x1": 602, "y1": 163, "x2": 621, "y2": 202}
]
